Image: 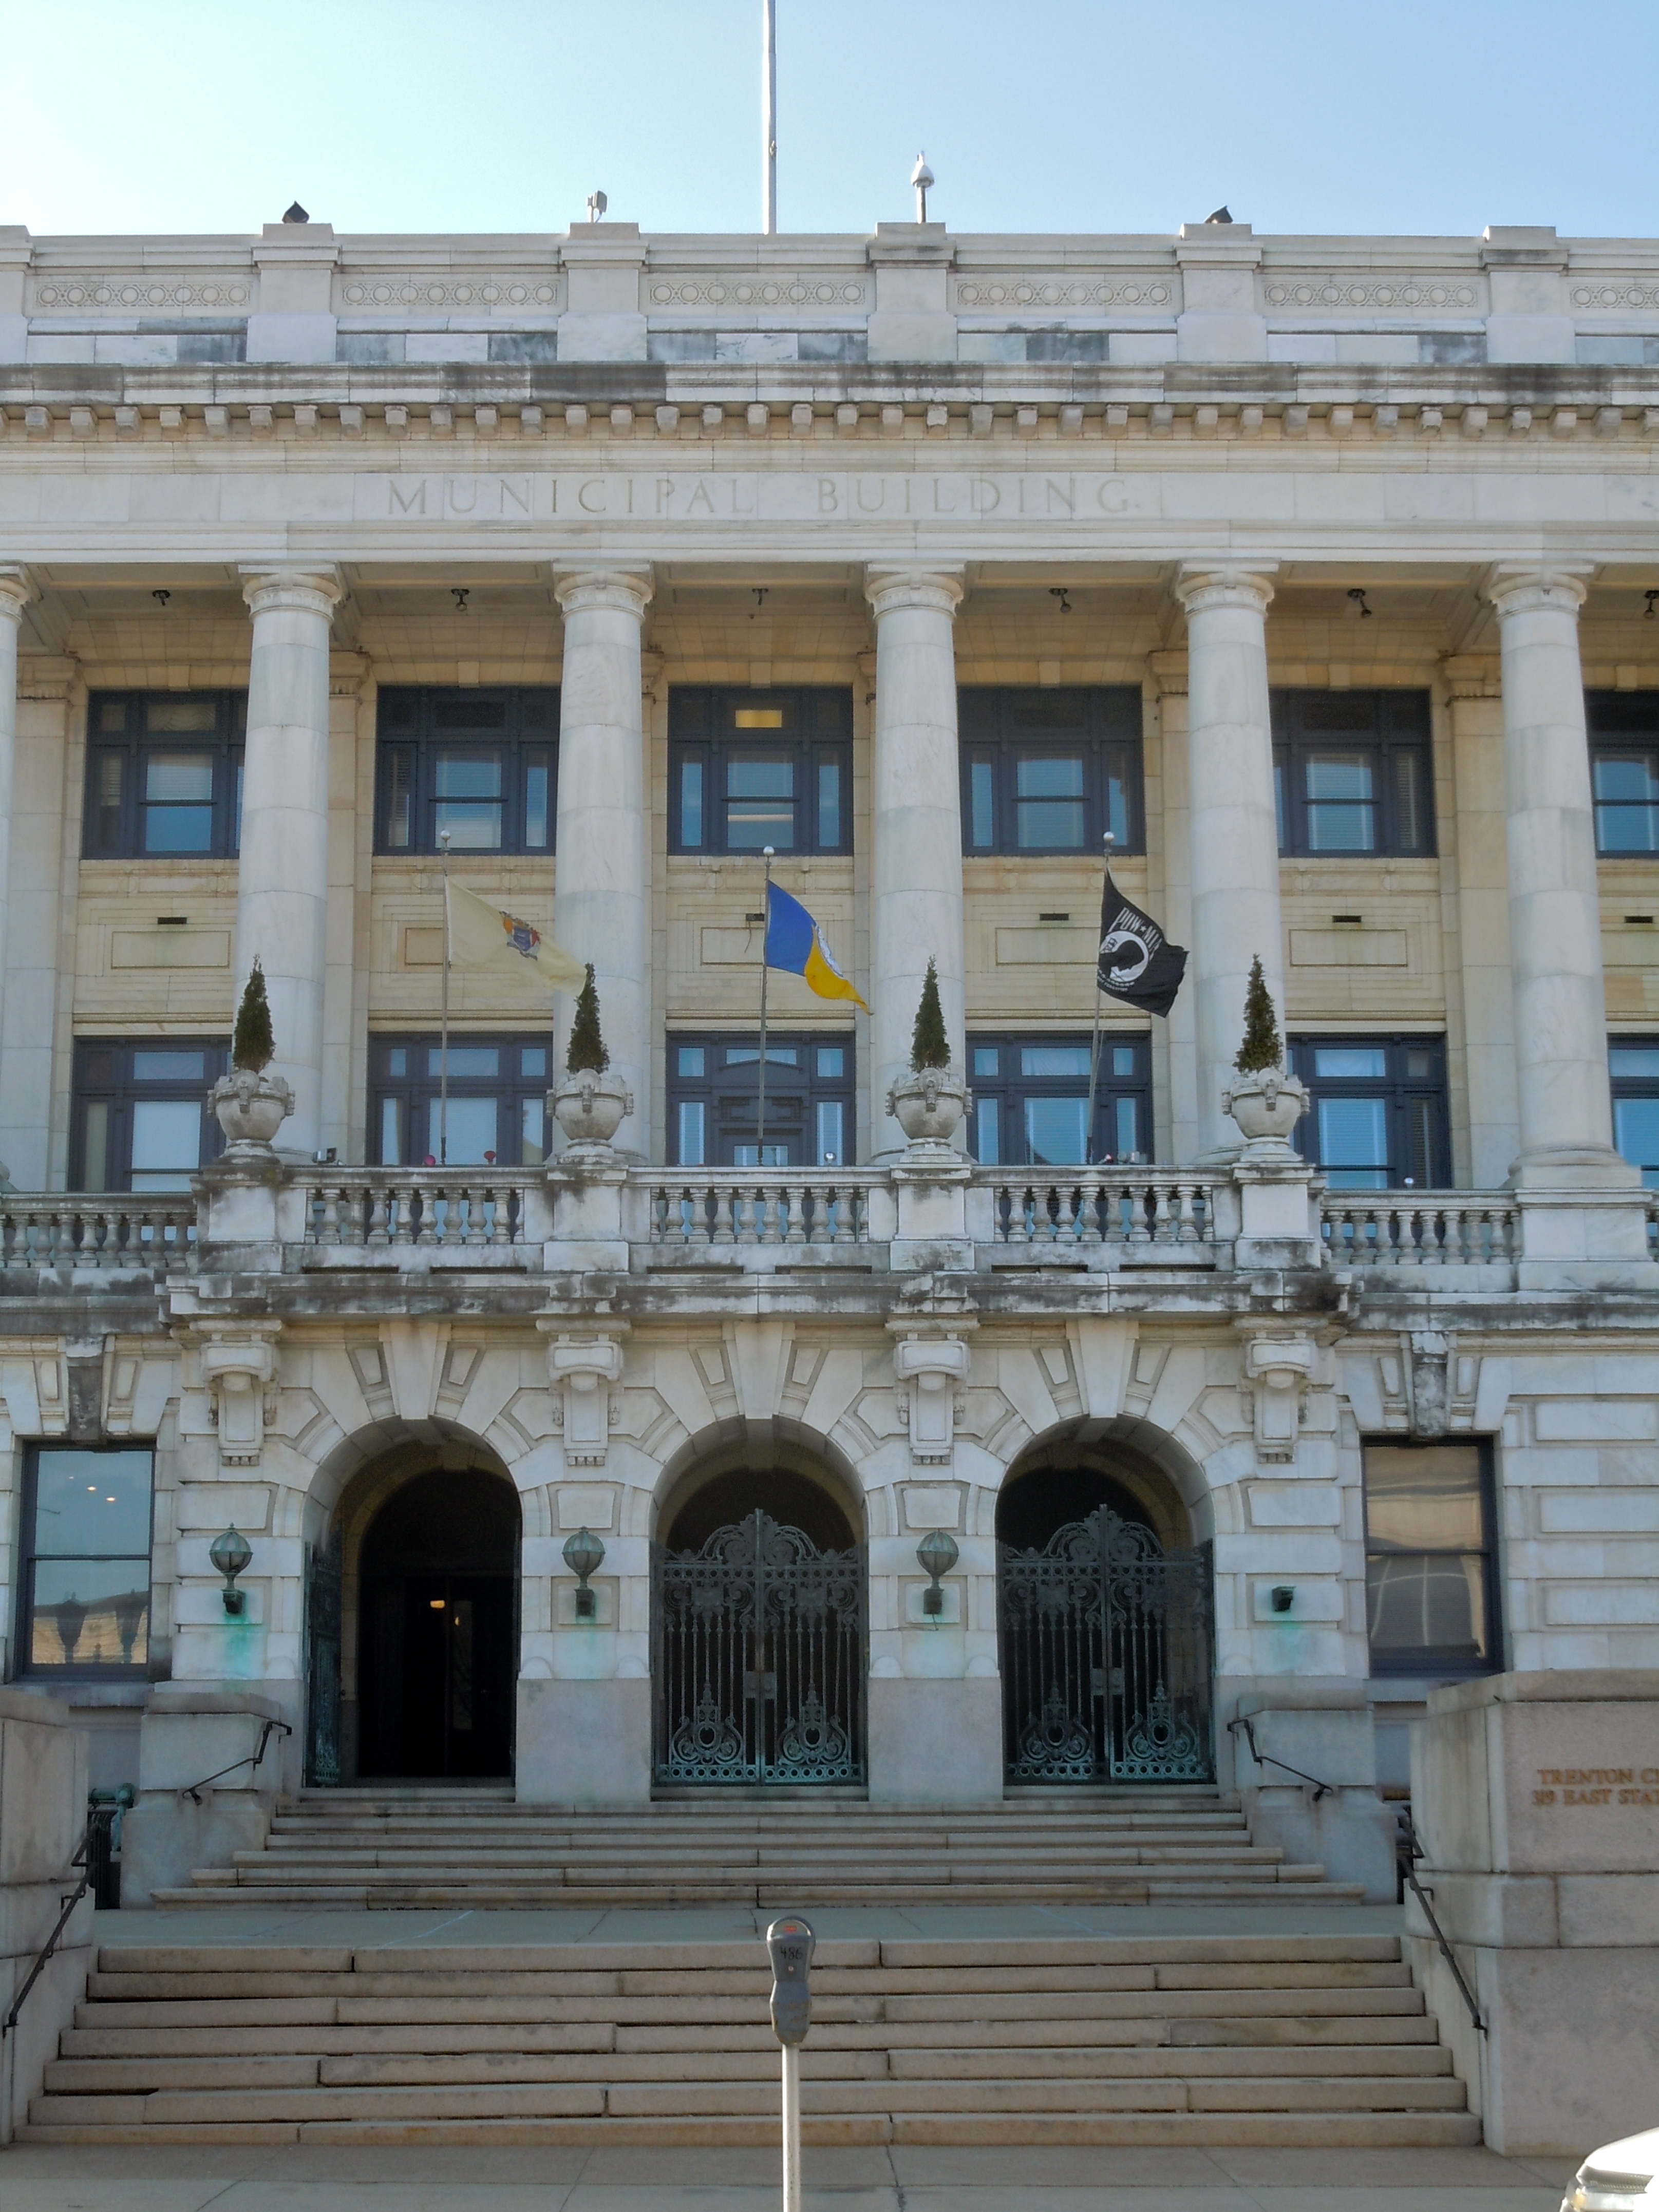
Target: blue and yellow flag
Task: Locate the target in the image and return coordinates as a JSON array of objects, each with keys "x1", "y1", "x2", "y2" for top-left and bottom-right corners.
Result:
[{"x1": 764, "y1": 884, "x2": 869, "y2": 1011}]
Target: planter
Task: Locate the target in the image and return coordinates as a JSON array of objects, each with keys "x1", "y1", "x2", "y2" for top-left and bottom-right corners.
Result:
[
  {"x1": 551, "y1": 1070, "x2": 634, "y2": 1150},
  {"x1": 886, "y1": 1068, "x2": 971, "y2": 1148},
  {"x1": 1222, "y1": 1066, "x2": 1309, "y2": 1149},
  {"x1": 209, "y1": 1068, "x2": 294, "y2": 1155}
]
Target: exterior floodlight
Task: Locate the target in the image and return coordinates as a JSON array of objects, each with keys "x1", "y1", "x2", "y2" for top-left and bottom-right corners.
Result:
[
  {"x1": 563, "y1": 1526, "x2": 606, "y2": 1619},
  {"x1": 916, "y1": 1527, "x2": 959, "y2": 1616},
  {"x1": 910, "y1": 153, "x2": 934, "y2": 223},
  {"x1": 210, "y1": 1525, "x2": 253, "y2": 1616}
]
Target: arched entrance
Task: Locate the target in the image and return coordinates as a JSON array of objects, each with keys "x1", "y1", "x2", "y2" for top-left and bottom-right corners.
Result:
[
  {"x1": 996, "y1": 1429, "x2": 1214, "y2": 1786},
  {"x1": 652, "y1": 1448, "x2": 865, "y2": 1789},
  {"x1": 307, "y1": 1447, "x2": 520, "y2": 1784}
]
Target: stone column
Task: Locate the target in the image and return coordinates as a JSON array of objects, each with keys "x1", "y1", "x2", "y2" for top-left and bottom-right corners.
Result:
[
  {"x1": 865, "y1": 566, "x2": 965, "y2": 1156},
  {"x1": 0, "y1": 570, "x2": 35, "y2": 1117},
  {"x1": 1175, "y1": 564, "x2": 1283, "y2": 1159},
  {"x1": 1488, "y1": 566, "x2": 1626, "y2": 1184},
  {"x1": 1444, "y1": 656, "x2": 1521, "y2": 1187},
  {"x1": 236, "y1": 567, "x2": 343, "y2": 1160},
  {"x1": 553, "y1": 568, "x2": 653, "y2": 1159},
  {"x1": 1, "y1": 653, "x2": 76, "y2": 1192}
]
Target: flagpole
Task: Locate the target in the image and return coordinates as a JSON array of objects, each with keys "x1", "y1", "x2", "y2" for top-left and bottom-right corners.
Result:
[
  {"x1": 439, "y1": 828, "x2": 451, "y2": 1167},
  {"x1": 757, "y1": 847, "x2": 774, "y2": 1165},
  {"x1": 1085, "y1": 830, "x2": 1114, "y2": 1167}
]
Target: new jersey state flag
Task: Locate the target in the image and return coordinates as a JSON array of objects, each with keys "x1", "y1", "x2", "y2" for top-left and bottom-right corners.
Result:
[
  {"x1": 446, "y1": 877, "x2": 587, "y2": 997},
  {"x1": 764, "y1": 883, "x2": 869, "y2": 1010}
]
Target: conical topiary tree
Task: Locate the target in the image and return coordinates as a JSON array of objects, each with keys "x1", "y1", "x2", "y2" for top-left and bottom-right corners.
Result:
[
  {"x1": 566, "y1": 965, "x2": 610, "y2": 1074},
  {"x1": 910, "y1": 959, "x2": 950, "y2": 1072},
  {"x1": 1234, "y1": 955, "x2": 1283, "y2": 1074},
  {"x1": 232, "y1": 960, "x2": 275, "y2": 1073}
]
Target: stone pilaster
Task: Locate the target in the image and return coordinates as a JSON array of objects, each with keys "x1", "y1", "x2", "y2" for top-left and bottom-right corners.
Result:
[
  {"x1": 553, "y1": 566, "x2": 653, "y2": 1160},
  {"x1": 1174, "y1": 564, "x2": 1281, "y2": 1160},
  {"x1": 237, "y1": 568, "x2": 344, "y2": 1160},
  {"x1": 865, "y1": 566, "x2": 966, "y2": 1157},
  {"x1": 0, "y1": 571, "x2": 36, "y2": 1167}
]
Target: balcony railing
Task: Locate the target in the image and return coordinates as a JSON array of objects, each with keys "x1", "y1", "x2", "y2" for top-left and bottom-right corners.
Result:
[
  {"x1": 300, "y1": 1168, "x2": 541, "y2": 1266},
  {"x1": 978, "y1": 1169, "x2": 1218, "y2": 1262},
  {"x1": 644, "y1": 1171, "x2": 880, "y2": 1259},
  {"x1": 1321, "y1": 1192, "x2": 1519, "y2": 1279},
  {"x1": 0, "y1": 1194, "x2": 196, "y2": 1275}
]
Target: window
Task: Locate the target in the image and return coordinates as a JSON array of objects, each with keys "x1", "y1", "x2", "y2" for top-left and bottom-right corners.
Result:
[
  {"x1": 1290, "y1": 1036, "x2": 1448, "y2": 1189},
  {"x1": 1363, "y1": 1441, "x2": 1498, "y2": 1676},
  {"x1": 967, "y1": 1033, "x2": 1152, "y2": 1167},
  {"x1": 1610, "y1": 1037, "x2": 1659, "y2": 1188},
  {"x1": 669, "y1": 689, "x2": 852, "y2": 856},
  {"x1": 667, "y1": 1033, "x2": 856, "y2": 1166},
  {"x1": 369, "y1": 1036, "x2": 553, "y2": 1167},
  {"x1": 960, "y1": 689, "x2": 1142, "y2": 856},
  {"x1": 71, "y1": 1041, "x2": 227, "y2": 1193},
  {"x1": 1272, "y1": 691, "x2": 1434, "y2": 858},
  {"x1": 1587, "y1": 692, "x2": 1659, "y2": 856},
  {"x1": 376, "y1": 689, "x2": 558, "y2": 857},
  {"x1": 84, "y1": 693, "x2": 247, "y2": 860},
  {"x1": 20, "y1": 1446, "x2": 154, "y2": 1676}
]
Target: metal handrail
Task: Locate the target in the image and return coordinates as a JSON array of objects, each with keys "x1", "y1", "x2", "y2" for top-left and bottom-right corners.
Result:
[
  {"x1": 1227, "y1": 1713, "x2": 1333, "y2": 1801},
  {"x1": 1396, "y1": 1811, "x2": 1485, "y2": 2035},
  {"x1": 177, "y1": 1717, "x2": 291, "y2": 1805},
  {"x1": 1, "y1": 1808, "x2": 105, "y2": 2039}
]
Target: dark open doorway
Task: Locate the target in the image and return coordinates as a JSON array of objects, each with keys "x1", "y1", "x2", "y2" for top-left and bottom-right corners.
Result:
[{"x1": 356, "y1": 1466, "x2": 519, "y2": 1780}]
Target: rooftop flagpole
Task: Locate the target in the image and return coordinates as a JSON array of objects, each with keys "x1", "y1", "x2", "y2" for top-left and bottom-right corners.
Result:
[
  {"x1": 762, "y1": 0, "x2": 778, "y2": 235},
  {"x1": 758, "y1": 847, "x2": 774, "y2": 1163},
  {"x1": 1084, "y1": 830, "x2": 1114, "y2": 1166}
]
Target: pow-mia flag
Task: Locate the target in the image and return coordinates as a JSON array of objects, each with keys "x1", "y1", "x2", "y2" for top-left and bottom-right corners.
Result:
[{"x1": 1096, "y1": 873, "x2": 1187, "y2": 1017}]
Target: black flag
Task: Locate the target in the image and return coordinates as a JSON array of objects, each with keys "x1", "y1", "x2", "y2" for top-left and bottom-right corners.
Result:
[{"x1": 1097, "y1": 872, "x2": 1187, "y2": 1017}]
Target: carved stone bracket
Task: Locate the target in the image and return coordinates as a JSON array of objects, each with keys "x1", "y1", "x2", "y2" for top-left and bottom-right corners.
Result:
[
  {"x1": 542, "y1": 1328, "x2": 628, "y2": 1467},
  {"x1": 1379, "y1": 1330, "x2": 1483, "y2": 1438},
  {"x1": 194, "y1": 1324, "x2": 281, "y2": 1467},
  {"x1": 1237, "y1": 1328, "x2": 1319, "y2": 1464},
  {"x1": 889, "y1": 1329, "x2": 974, "y2": 1466}
]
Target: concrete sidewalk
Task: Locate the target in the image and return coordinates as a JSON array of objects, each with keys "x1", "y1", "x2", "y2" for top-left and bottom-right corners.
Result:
[{"x1": 0, "y1": 2139, "x2": 1575, "y2": 2211}]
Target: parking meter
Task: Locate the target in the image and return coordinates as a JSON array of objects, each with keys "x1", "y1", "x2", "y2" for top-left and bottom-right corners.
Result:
[{"x1": 767, "y1": 1914, "x2": 815, "y2": 2046}]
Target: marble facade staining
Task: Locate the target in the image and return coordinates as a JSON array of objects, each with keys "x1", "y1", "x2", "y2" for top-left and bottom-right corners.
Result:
[{"x1": 0, "y1": 210, "x2": 1656, "y2": 1877}]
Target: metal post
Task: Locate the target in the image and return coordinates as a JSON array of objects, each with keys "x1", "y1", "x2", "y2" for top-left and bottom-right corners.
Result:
[
  {"x1": 439, "y1": 828, "x2": 451, "y2": 1166},
  {"x1": 1084, "y1": 830, "x2": 1114, "y2": 1164},
  {"x1": 767, "y1": 1916, "x2": 814, "y2": 2212},
  {"x1": 761, "y1": 0, "x2": 778, "y2": 235},
  {"x1": 757, "y1": 847, "x2": 774, "y2": 1164},
  {"x1": 781, "y1": 2040, "x2": 801, "y2": 2211}
]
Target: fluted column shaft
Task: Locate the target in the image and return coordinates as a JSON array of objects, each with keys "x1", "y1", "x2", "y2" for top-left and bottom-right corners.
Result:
[
  {"x1": 866, "y1": 568, "x2": 966, "y2": 1154},
  {"x1": 1175, "y1": 565, "x2": 1283, "y2": 1158},
  {"x1": 553, "y1": 567, "x2": 653, "y2": 1159},
  {"x1": 236, "y1": 568, "x2": 343, "y2": 1159},
  {"x1": 0, "y1": 573, "x2": 32, "y2": 1104},
  {"x1": 1490, "y1": 568, "x2": 1625, "y2": 1178}
]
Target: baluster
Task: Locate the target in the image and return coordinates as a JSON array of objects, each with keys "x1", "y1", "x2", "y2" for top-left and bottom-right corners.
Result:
[
  {"x1": 1005, "y1": 1181, "x2": 1031, "y2": 1246},
  {"x1": 1075, "y1": 1176, "x2": 1102, "y2": 1246},
  {"x1": 758, "y1": 1183, "x2": 780, "y2": 1244},
  {"x1": 731, "y1": 1184, "x2": 755, "y2": 1246},
  {"x1": 1437, "y1": 1204, "x2": 1461, "y2": 1268},
  {"x1": 462, "y1": 1185, "x2": 486, "y2": 1248},
  {"x1": 365, "y1": 1185, "x2": 389, "y2": 1247},
  {"x1": 1126, "y1": 1180, "x2": 1152, "y2": 1245},
  {"x1": 1176, "y1": 1181, "x2": 1201, "y2": 1244},
  {"x1": 785, "y1": 1183, "x2": 808, "y2": 1244},
  {"x1": 441, "y1": 1184, "x2": 464, "y2": 1248},
  {"x1": 412, "y1": 1178, "x2": 436, "y2": 1247}
]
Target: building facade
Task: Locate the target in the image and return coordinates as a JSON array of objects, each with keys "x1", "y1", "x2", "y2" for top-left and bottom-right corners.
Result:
[{"x1": 2, "y1": 211, "x2": 1658, "y2": 1895}]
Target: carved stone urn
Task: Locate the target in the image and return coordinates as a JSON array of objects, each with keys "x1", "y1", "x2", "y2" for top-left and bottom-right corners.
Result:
[
  {"x1": 209, "y1": 1067, "x2": 295, "y2": 1157},
  {"x1": 887, "y1": 1067, "x2": 971, "y2": 1149},
  {"x1": 551, "y1": 1069, "x2": 634, "y2": 1151},
  {"x1": 1221, "y1": 1065, "x2": 1309, "y2": 1150}
]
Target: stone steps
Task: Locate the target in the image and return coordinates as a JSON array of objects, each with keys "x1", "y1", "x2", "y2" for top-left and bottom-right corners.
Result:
[{"x1": 22, "y1": 1936, "x2": 1479, "y2": 2147}]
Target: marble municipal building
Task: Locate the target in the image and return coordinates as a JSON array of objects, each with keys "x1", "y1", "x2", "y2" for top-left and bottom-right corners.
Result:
[{"x1": 1, "y1": 206, "x2": 1658, "y2": 2075}]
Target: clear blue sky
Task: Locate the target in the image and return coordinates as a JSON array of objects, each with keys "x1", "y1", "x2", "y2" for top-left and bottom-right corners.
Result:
[{"x1": 2, "y1": 0, "x2": 1653, "y2": 242}]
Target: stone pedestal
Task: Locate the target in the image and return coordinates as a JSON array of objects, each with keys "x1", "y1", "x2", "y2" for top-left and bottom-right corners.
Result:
[
  {"x1": 236, "y1": 568, "x2": 343, "y2": 1160},
  {"x1": 1408, "y1": 1669, "x2": 1659, "y2": 2156},
  {"x1": 543, "y1": 1153, "x2": 631, "y2": 1272},
  {"x1": 0, "y1": 1688, "x2": 90, "y2": 2144},
  {"x1": 890, "y1": 1149, "x2": 973, "y2": 1272},
  {"x1": 1225, "y1": 1686, "x2": 1397, "y2": 1902},
  {"x1": 867, "y1": 1674, "x2": 1003, "y2": 1806},
  {"x1": 1231, "y1": 1150, "x2": 1324, "y2": 1271},
  {"x1": 120, "y1": 1688, "x2": 295, "y2": 1907},
  {"x1": 515, "y1": 1676, "x2": 652, "y2": 1806}
]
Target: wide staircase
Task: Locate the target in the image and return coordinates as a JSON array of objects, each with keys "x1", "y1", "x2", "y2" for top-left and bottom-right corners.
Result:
[
  {"x1": 150, "y1": 1786, "x2": 1369, "y2": 1909},
  {"x1": 26, "y1": 1931, "x2": 1476, "y2": 2147}
]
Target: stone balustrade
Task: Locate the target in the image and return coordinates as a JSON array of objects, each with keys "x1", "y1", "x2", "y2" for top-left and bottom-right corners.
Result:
[
  {"x1": 975, "y1": 1168, "x2": 1219, "y2": 1264},
  {"x1": 0, "y1": 1192, "x2": 195, "y2": 1275},
  {"x1": 643, "y1": 1170, "x2": 879, "y2": 1261},
  {"x1": 1320, "y1": 1192, "x2": 1521, "y2": 1285},
  {"x1": 297, "y1": 1168, "x2": 545, "y2": 1266}
]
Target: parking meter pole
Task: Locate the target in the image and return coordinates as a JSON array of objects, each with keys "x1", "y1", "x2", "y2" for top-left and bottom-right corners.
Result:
[{"x1": 766, "y1": 1915, "x2": 815, "y2": 2212}]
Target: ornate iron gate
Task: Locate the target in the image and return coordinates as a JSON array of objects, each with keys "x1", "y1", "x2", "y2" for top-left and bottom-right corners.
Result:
[
  {"x1": 653, "y1": 1510, "x2": 865, "y2": 1786},
  {"x1": 999, "y1": 1507, "x2": 1214, "y2": 1784},
  {"x1": 305, "y1": 1529, "x2": 343, "y2": 1787}
]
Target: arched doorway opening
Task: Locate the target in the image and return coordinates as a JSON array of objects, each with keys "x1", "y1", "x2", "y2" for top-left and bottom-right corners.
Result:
[
  {"x1": 652, "y1": 1440, "x2": 865, "y2": 1790},
  {"x1": 996, "y1": 1427, "x2": 1214, "y2": 1786},
  {"x1": 307, "y1": 1444, "x2": 520, "y2": 1784}
]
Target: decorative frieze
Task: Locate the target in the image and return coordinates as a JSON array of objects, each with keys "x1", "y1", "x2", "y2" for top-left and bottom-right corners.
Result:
[
  {"x1": 338, "y1": 273, "x2": 560, "y2": 310},
  {"x1": 954, "y1": 275, "x2": 1173, "y2": 309},
  {"x1": 28, "y1": 274, "x2": 252, "y2": 313},
  {"x1": 1261, "y1": 274, "x2": 1480, "y2": 310},
  {"x1": 647, "y1": 274, "x2": 866, "y2": 308}
]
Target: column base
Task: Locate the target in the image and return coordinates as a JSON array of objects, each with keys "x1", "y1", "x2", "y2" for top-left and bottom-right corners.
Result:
[
  {"x1": 1509, "y1": 1155, "x2": 1658, "y2": 1289},
  {"x1": 1507, "y1": 1142, "x2": 1642, "y2": 1191}
]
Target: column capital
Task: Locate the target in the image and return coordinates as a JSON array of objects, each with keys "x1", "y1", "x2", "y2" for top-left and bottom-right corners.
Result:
[
  {"x1": 0, "y1": 565, "x2": 36, "y2": 624},
  {"x1": 553, "y1": 565, "x2": 654, "y2": 620},
  {"x1": 240, "y1": 565, "x2": 344, "y2": 621},
  {"x1": 864, "y1": 565, "x2": 965, "y2": 621},
  {"x1": 1173, "y1": 562, "x2": 1277, "y2": 618},
  {"x1": 1484, "y1": 563, "x2": 1593, "y2": 620}
]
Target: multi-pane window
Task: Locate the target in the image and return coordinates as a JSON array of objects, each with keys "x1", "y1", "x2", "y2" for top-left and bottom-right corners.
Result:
[
  {"x1": 667, "y1": 1034, "x2": 856, "y2": 1167},
  {"x1": 84, "y1": 693, "x2": 246, "y2": 860},
  {"x1": 1272, "y1": 691, "x2": 1434, "y2": 858},
  {"x1": 968, "y1": 1034, "x2": 1152, "y2": 1167},
  {"x1": 960, "y1": 689, "x2": 1142, "y2": 856},
  {"x1": 369, "y1": 1036, "x2": 553, "y2": 1167},
  {"x1": 1290, "y1": 1036, "x2": 1449, "y2": 1189},
  {"x1": 1587, "y1": 692, "x2": 1659, "y2": 856},
  {"x1": 376, "y1": 689, "x2": 558, "y2": 857},
  {"x1": 71, "y1": 1041, "x2": 227, "y2": 1193},
  {"x1": 669, "y1": 690, "x2": 853, "y2": 856},
  {"x1": 1610, "y1": 1037, "x2": 1659, "y2": 1188},
  {"x1": 20, "y1": 1446, "x2": 155, "y2": 1676},
  {"x1": 1363, "y1": 1441, "x2": 1498, "y2": 1677}
]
